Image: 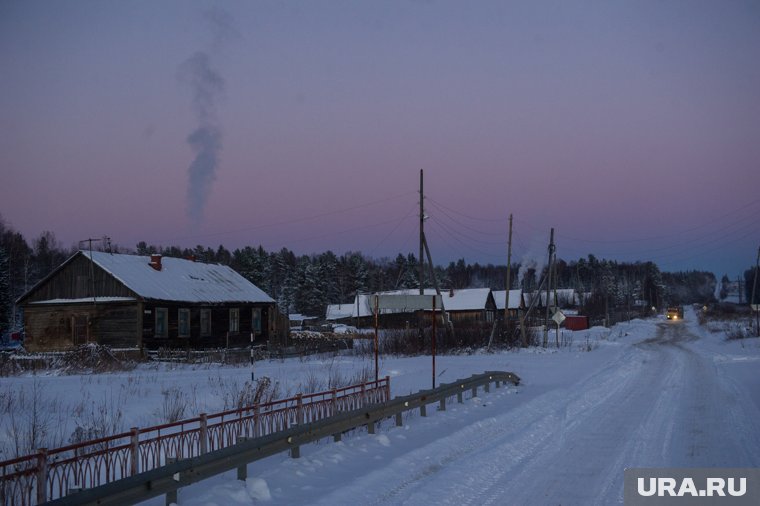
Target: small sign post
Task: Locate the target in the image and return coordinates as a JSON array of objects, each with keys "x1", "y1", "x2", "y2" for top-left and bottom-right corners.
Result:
[{"x1": 375, "y1": 294, "x2": 443, "y2": 389}]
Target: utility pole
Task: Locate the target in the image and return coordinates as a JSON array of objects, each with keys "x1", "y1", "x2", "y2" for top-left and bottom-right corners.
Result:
[
  {"x1": 752, "y1": 246, "x2": 759, "y2": 337},
  {"x1": 543, "y1": 228, "x2": 555, "y2": 347},
  {"x1": 422, "y1": 233, "x2": 453, "y2": 339},
  {"x1": 418, "y1": 169, "x2": 426, "y2": 349},
  {"x1": 419, "y1": 169, "x2": 425, "y2": 295},
  {"x1": 504, "y1": 214, "x2": 513, "y2": 339}
]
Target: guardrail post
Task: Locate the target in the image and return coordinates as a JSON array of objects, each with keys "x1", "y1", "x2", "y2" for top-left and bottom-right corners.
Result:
[
  {"x1": 333, "y1": 432, "x2": 341, "y2": 442},
  {"x1": 485, "y1": 381, "x2": 490, "y2": 393},
  {"x1": 367, "y1": 420, "x2": 375, "y2": 434},
  {"x1": 457, "y1": 384, "x2": 463, "y2": 403},
  {"x1": 289, "y1": 435, "x2": 301, "y2": 459},
  {"x1": 360, "y1": 383, "x2": 366, "y2": 408},
  {"x1": 495, "y1": 379, "x2": 501, "y2": 388},
  {"x1": 471, "y1": 385, "x2": 477, "y2": 398},
  {"x1": 331, "y1": 388, "x2": 337, "y2": 416},
  {"x1": 439, "y1": 397, "x2": 446, "y2": 411},
  {"x1": 420, "y1": 403, "x2": 427, "y2": 417},
  {"x1": 36, "y1": 448, "x2": 48, "y2": 504},
  {"x1": 165, "y1": 457, "x2": 177, "y2": 506},
  {"x1": 385, "y1": 376, "x2": 391, "y2": 402},
  {"x1": 130, "y1": 427, "x2": 140, "y2": 476},
  {"x1": 199, "y1": 414, "x2": 208, "y2": 455},
  {"x1": 236, "y1": 436, "x2": 248, "y2": 480},
  {"x1": 395, "y1": 412, "x2": 403, "y2": 426},
  {"x1": 296, "y1": 394, "x2": 304, "y2": 425}
]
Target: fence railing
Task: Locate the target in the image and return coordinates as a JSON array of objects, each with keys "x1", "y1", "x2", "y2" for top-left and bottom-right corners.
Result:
[
  {"x1": 44, "y1": 371, "x2": 520, "y2": 506},
  {"x1": 0, "y1": 377, "x2": 390, "y2": 506}
]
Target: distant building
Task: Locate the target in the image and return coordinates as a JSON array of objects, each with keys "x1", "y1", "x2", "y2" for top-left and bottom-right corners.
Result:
[
  {"x1": 325, "y1": 303, "x2": 354, "y2": 322},
  {"x1": 17, "y1": 251, "x2": 287, "y2": 352},
  {"x1": 328, "y1": 288, "x2": 497, "y2": 327}
]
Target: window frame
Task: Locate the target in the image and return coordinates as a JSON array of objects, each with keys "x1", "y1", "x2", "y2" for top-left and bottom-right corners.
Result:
[
  {"x1": 178, "y1": 308, "x2": 191, "y2": 338},
  {"x1": 200, "y1": 308, "x2": 212, "y2": 337},
  {"x1": 229, "y1": 308, "x2": 240, "y2": 334},
  {"x1": 155, "y1": 307, "x2": 168, "y2": 338},
  {"x1": 252, "y1": 307, "x2": 262, "y2": 335}
]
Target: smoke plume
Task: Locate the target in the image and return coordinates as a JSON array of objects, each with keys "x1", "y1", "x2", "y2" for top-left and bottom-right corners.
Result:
[
  {"x1": 179, "y1": 8, "x2": 237, "y2": 225},
  {"x1": 179, "y1": 51, "x2": 224, "y2": 225}
]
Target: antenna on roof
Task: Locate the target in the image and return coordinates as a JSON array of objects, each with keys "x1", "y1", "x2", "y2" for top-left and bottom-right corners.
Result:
[{"x1": 78, "y1": 235, "x2": 111, "y2": 304}]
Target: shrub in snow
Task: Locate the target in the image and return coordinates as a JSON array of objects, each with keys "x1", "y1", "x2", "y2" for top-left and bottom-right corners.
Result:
[{"x1": 246, "y1": 477, "x2": 272, "y2": 501}]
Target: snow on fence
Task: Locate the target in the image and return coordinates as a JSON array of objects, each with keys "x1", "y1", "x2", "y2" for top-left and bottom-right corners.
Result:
[{"x1": 0, "y1": 377, "x2": 390, "y2": 505}]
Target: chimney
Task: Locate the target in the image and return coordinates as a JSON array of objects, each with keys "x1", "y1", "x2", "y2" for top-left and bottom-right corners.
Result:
[
  {"x1": 449, "y1": 288, "x2": 454, "y2": 298},
  {"x1": 149, "y1": 254, "x2": 162, "y2": 271}
]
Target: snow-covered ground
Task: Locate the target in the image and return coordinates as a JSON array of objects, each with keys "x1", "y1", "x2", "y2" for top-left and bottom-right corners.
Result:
[{"x1": 3, "y1": 308, "x2": 759, "y2": 505}]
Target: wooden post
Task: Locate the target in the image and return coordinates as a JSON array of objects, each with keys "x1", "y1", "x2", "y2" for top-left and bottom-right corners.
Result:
[
  {"x1": 439, "y1": 397, "x2": 446, "y2": 411},
  {"x1": 374, "y1": 294, "x2": 379, "y2": 382},
  {"x1": 36, "y1": 448, "x2": 48, "y2": 504},
  {"x1": 199, "y1": 414, "x2": 208, "y2": 454},
  {"x1": 254, "y1": 404, "x2": 261, "y2": 438},
  {"x1": 296, "y1": 394, "x2": 304, "y2": 425},
  {"x1": 420, "y1": 403, "x2": 427, "y2": 417},
  {"x1": 395, "y1": 412, "x2": 403, "y2": 426},
  {"x1": 130, "y1": 427, "x2": 140, "y2": 476},
  {"x1": 432, "y1": 295, "x2": 436, "y2": 389},
  {"x1": 367, "y1": 420, "x2": 375, "y2": 434}
]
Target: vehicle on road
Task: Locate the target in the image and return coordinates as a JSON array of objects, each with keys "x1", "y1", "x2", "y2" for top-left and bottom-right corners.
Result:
[{"x1": 666, "y1": 306, "x2": 684, "y2": 320}]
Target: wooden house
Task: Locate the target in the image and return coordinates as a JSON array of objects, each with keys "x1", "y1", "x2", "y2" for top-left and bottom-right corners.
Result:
[
  {"x1": 492, "y1": 289, "x2": 525, "y2": 319},
  {"x1": 16, "y1": 251, "x2": 284, "y2": 352},
  {"x1": 335, "y1": 288, "x2": 497, "y2": 328}
]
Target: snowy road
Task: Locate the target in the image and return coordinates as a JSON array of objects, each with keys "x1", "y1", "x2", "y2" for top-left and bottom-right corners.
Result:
[{"x1": 170, "y1": 312, "x2": 760, "y2": 506}]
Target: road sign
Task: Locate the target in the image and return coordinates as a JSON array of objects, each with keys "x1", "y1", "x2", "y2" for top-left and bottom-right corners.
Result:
[{"x1": 552, "y1": 309, "x2": 566, "y2": 325}]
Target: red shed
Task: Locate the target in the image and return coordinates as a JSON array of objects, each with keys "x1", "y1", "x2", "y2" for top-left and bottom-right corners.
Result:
[{"x1": 564, "y1": 315, "x2": 590, "y2": 331}]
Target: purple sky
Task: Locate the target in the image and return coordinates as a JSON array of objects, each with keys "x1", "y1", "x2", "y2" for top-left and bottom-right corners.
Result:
[{"x1": 1, "y1": 1, "x2": 759, "y2": 279}]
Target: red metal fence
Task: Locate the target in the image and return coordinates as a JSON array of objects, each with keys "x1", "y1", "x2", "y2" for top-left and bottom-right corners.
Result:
[{"x1": 0, "y1": 377, "x2": 390, "y2": 505}]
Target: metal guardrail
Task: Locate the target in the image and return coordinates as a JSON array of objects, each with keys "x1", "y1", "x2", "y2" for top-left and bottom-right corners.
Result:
[
  {"x1": 0, "y1": 378, "x2": 390, "y2": 506},
  {"x1": 44, "y1": 371, "x2": 519, "y2": 506}
]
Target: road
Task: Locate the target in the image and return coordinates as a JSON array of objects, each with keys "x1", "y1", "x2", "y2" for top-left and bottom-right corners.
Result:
[{"x1": 305, "y1": 314, "x2": 760, "y2": 506}]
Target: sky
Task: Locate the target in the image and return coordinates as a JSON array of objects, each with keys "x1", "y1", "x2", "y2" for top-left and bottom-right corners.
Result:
[{"x1": 1, "y1": 0, "x2": 759, "y2": 279}]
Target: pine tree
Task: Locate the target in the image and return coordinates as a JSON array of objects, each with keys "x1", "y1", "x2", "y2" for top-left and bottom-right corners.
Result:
[{"x1": 0, "y1": 246, "x2": 11, "y2": 333}]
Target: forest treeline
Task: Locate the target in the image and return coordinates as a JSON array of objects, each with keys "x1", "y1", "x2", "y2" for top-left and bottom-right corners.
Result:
[{"x1": 0, "y1": 218, "x2": 724, "y2": 330}]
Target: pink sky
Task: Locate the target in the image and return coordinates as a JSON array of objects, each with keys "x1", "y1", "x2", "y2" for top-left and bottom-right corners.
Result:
[{"x1": 1, "y1": 1, "x2": 758, "y2": 278}]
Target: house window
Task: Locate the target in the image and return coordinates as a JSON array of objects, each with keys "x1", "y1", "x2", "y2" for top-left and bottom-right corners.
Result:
[
  {"x1": 178, "y1": 309, "x2": 190, "y2": 338},
  {"x1": 155, "y1": 308, "x2": 168, "y2": 338},
  {"x1": 229, "y1": 308, "x2": 240, "y2": 333},
  {"x1": 252, "y1": 308, "x2": 262, "y2": 335},
  {"x1": 486, "y1": 309, "x2": 495, "y2": 323},
  {"x1": 200, "y1": 308, "x2": 211, "y2": 336}
]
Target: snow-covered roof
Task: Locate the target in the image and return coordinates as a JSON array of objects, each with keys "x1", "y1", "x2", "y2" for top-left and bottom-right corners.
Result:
[
  {"x1": 289, "y1": 314, "x2": 318, "y2": 322},
  {"x1": 326, "y1": 303, "x2": 354, "y2": 321},
  {"x1": 30, "y1": 297, "x2": 136, "y2": 305},
  {"x1": 493, "y1": 290, "x2": 524, "y2": 310},
  {"x1": 84, "y1": 251, "x2": 274, "y2": 304},
  {"x1": 346, "y1": 288, "x2": 493, "y2": 317}
]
